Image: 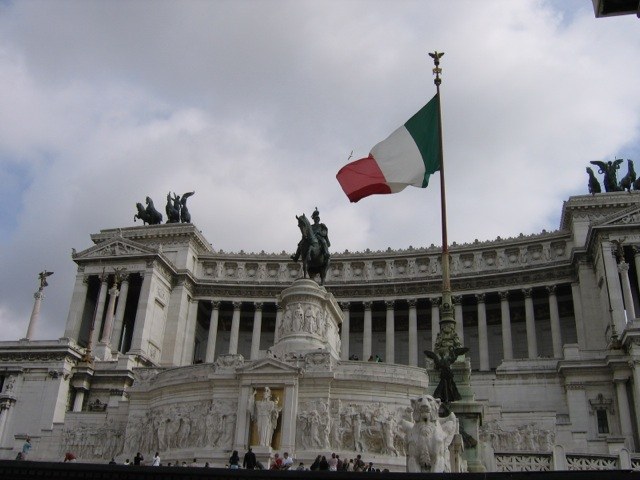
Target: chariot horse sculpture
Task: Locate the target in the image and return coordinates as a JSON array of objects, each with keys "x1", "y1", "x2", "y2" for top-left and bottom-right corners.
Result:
[{"x1": 293, "y1": 213, "x2": 330, "y2": 285}]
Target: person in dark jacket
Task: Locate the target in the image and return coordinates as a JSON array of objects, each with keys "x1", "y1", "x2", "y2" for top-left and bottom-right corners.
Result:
[
  {"x1": 319, "y1": 455, "x2": 329, "y2": 471},
  {"x1": 243, "y1": 448, "x2": 257, "y2": 469},
  {"x1": 229, "y1": 450, "x2": 240, "y2": 469},
  {"x1": 310, "y1": 455, "x2": 321, "y2": 471}
]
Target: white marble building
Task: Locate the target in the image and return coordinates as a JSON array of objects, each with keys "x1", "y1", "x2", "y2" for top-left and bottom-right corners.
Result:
[{"x1": 3, "y1": 192, "x2": 640, "y2": 471}]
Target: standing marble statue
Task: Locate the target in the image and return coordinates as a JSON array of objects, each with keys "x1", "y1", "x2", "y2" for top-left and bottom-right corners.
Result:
[{"x1": 249, "y1": 387, "x2": 281, "y2": 447}]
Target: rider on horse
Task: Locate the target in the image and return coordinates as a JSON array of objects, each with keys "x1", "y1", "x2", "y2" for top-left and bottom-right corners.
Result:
[{"x1": 291, "y1": 208, "x2": 331, "y2": 261}]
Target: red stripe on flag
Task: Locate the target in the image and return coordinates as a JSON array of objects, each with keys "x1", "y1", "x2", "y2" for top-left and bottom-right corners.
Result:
[{"x1": 336, "y1": 155, "x2": 392, "y2": 203}]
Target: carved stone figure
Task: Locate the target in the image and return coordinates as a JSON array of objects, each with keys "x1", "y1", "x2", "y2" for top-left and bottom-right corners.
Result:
[
  {"x1": 404, "y1": 394, "x2": 460, "y2": 473},
  {"x1": 291, "y1": 208, "x2": 330, "y2": 285},
  {"x1": 249, "y1": 387, "x2": 281, "y2": 447}
]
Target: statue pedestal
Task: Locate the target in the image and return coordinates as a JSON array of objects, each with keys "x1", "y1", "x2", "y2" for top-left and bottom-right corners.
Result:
[
  {"x1": 94, "y1": 342, "x2": 114, "y2": 362},
  {"x1": 250, "y1": 445, "x2": 274, "y2": 469},
  {"x1": 270, "y1": 279, "x2": 342, "y2": 360},
  {"x1": 427, "y1": 356, "x2": 485, "y2": 472}
]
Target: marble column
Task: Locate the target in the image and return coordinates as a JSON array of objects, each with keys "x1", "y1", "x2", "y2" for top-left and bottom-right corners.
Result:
[
  {"x1": 523, "y1": 288, "x2": 538, "y2": 359},
  {"x1": 385, "y1": 300, "x2": 395, "y2": 364},
  {"x1": 205, "y1": 301, "x2": 221, "y2": 363},
  {"x1": 129, "y1": 269, "x2": 153, "y2": 354},
  {"x1": 111, "y1": 274, "x2": 130, "y2": 352},
  {"x1": 181, "y1": 299, "x2": 200, "y2": 365},
  {"x1": 476, "y1": 293, "x2": 489, "y2": 371},
  {"x1": 614, "y1": 376, "x2": 634, "y2": 449},
  {"x1": 634, "y1": 247, "x2": 640, "y2": 298},
  {"x1": 99, "y1": 283, "x2": 119, "y2": 345},
  {"x1": 340, "y1": 302, "x2": 350, "y2": 360},
  {"x1": 64, "y1": 273, "x2": 90, "y2": 340},
  {"x1": 0, "y1": 399, "x2": 16, "y2": 446},
  {"x1": 229, "y1": 301, "x2": 242, "y2": 355},
  {"x1": 547, "y1": 285, "x2": 563, "y2": 358},
  {"x1": 431, "y1": 297, "x2": 441, "y2": 350},
  {"x1": 72, "y1": 389, "x2": 86, "y2": 412},
  {"x1": 363, "y1": 301, "x2": 372, "y2": 361},
  {"x1": 630, "y1": 358, "x2": 640, "y2": 440},
  {"x1": 453, "y1": 295, "x2": 464, "y2": 341},
  {"x1": 408, "y1": 299, "x2": 418, "y2": 366},
  {"x1": 499, "y1": 291, "x2": 513, "y2": 360},
  {"x1": 275, "y1": 304, "x2": 283, "y2": 342},
  {"x1": 602, "y1": 240, "x2": 627, "y2": 336},
  {"x1": 618, "y1": 261, "x2": 636, "y2": 321},
  {"x1": 89, "y1": 275, "x2": 109, "y2": 350},
  {"x1": 250, "y1": 302, "x2": 263, "y2": 360},
  {"x1": 25, "y1": 289, "x2": 44, "y2": 341},
  {"x1": 571, "y1": 282, "x2": 586, "y2": 348}
]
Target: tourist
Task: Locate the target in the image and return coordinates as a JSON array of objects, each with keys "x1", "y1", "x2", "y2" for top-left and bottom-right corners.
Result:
[
  {"x1": 181, "y1": 461, "x2": 187, "y2": 467},
  {"x1": 296, "y1": 462, "x2": 305, "y2": 471},
  {"x1": 133, "y1": 452, "x2": 144, "y2": 465},
  {"x1": 108, "y1": 458, "x2": 116, "y2": 465},
  {"x1": 353, "y1": 454, "x2": 365, "y2": 472},
  {"x1": 190, "y1": 458, "x2": 198, "y2": 467},
  {"x1": 204, "y1": 462, "x2": 210, "y2": 468},
  {"x1": 167, "y1": 462, "x2": 172, "y2": 467},
  {"x1": 270, "y1": 452, "x2": 283, "y2": 470},
  {"x1": 336, "y1": 454, "x2": 343, "y2": 470},
  {"x1": 123, "y1": 459, "x2": 131, "y2": 466},
  {"x1": 365, "y1": 461, "x2": 374, "y2": 472},
  {"x1": 243, "y1": 447, "x2": 257, "y2": 469},
  {"x1": 152, "y1": 452, "x2": 161, "y2": 466},
  {"x1": 328, "y1": 452, "x2": 338, "y2": 471},
  {"x1": 310, "y1": 455, "x2": 321, "y2": 471},
  {"x1": 21, "y1": 437, "x2": 32, "y2": 459},
  {"x1": 319, "y1": 455, "x2": 329, "y2": 471},
  {"x1": 63, "y1": 452, "x2": 77, "y2": 462},
  {"x1": 282, "y1": 451, "x2": 293, "y2": 470},
  {"x1": 229, "y1": 450, "x2": 240, "y2": 469}
]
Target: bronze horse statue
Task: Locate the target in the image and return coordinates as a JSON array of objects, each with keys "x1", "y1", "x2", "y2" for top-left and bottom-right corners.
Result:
[
  {"x1": 134, "y1": 196, "x2": 163, "y2": 225},
  {"x1": 166, "y1": 192, "x2": 180, "y2": 223},
  {"x1": 295, "y1": 213, "x2": 330, "y2": 285}
]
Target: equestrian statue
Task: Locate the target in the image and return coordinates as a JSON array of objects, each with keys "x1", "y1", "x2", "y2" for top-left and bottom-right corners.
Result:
[{"x1": 291, "y1": 208, "x2": 331, "y2": 285}]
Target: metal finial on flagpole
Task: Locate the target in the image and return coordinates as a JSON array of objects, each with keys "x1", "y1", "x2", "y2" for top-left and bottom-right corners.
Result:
[{"x1": 429, "y1": 51, "x2": 444, "y2": 87}]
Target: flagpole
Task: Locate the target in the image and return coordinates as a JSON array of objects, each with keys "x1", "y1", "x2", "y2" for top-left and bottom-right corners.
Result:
[{"x1": 430, "y1": 51, "x2": 461, "y2": 354}]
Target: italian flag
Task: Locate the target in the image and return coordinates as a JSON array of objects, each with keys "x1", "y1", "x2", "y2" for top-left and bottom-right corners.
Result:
[{"x1": 336, "y1": 94, "x2": 441, "y2": 203}]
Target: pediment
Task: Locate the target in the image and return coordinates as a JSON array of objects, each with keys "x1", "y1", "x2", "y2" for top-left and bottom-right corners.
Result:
[
  {"x1": 73, "y1": 237, "x2": 158, "y2": 260},
  {"x1": 594, "y1": 205, "x2": 640, "y2": 228},
  {"x1": 238, "y1": 357, "x2": 301, "y2": 375}
]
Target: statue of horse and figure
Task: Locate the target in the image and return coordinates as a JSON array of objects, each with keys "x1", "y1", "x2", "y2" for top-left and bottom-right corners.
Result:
[
  {"x1": 291, "y1": 208, "x2": 331, "y2": 285},
  {"x1": 587, "y1": 158, "x2": 640, "y2": 193},
  {"x1": 134, "y1": 196, "x2": 163, "y2": 225}
]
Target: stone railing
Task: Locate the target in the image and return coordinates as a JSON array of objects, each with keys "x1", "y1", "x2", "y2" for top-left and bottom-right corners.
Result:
[{"x1": 495, "y1": 448, "x2": 637, "y2": 472}]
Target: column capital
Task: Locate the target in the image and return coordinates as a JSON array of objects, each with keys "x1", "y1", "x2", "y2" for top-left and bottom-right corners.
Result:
[
  {"x1": 232, "y1": 301, "x2": 242, "y2": 309},
  {"x1": 407, "y1": 298, "x2": 418, "y2": 308},
  {"x1": 546, "y1": 285, "x2": 557, "y2": 295},
  {"x1": 475, "y1": 293, "x2": 486, "y2": 303},
  {"x1": 363, "y1": 301, "x2": 373, "y2": 310},
  {"x1": 385, "y1": 300, "x2": 395, "y2": 310},
  {"x1": 498, "y1": 290, "x2": 510, "y2": 301},
  {"x1": 339, "y1": 301, "x2": 351, "y2": 311},
  {"x1": 522, "y1": 288, "x2": 533, "y2": 298},
  {"x1": 618, "y1": 261, "x2": 630, "y2": 273},
  {"x1": 452, "y1": 295, "x2": 462, "y2": 306},
  {"x1": 211, "y1": 300, "x2": 221, "y2": 309},
  {"x1": 430, "y1": 297, "x2": 441, "y2": 307},
  {"x1": 254, "y1": 302, "x2": 263, "y2": 311}
]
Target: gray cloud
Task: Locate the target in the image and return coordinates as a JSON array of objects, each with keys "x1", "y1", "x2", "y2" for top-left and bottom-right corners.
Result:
[{"x1": 0, "y1": 1, "x2": 639, "y2": 341}]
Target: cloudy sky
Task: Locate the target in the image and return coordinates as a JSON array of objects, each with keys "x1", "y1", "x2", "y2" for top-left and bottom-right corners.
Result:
[{"x1": 0, "y1": 0, "x2": 639, "y2": 342}]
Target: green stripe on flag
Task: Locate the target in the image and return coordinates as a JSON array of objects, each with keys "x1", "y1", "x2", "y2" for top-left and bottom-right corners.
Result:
[{"x1": 404, "y1": 94, "x2": 441, "y2": 187}]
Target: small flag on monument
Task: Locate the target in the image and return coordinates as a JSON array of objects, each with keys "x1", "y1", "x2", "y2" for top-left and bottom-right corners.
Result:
[{"x1": 336, "y1": 93, "x2": 441, "y2": 203}]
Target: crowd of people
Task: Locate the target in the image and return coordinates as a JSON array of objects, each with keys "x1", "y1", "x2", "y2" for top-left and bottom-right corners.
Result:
[{"x1": 239, "y1": 448, "x2": 387, "y2": 472}]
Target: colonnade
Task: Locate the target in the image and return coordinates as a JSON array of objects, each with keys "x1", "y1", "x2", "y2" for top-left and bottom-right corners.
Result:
[{"x1": 191, "y1": 283, "x2": 577, "y2": 370}]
